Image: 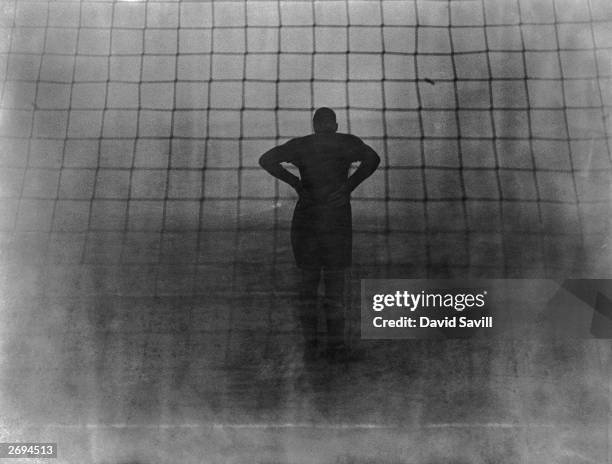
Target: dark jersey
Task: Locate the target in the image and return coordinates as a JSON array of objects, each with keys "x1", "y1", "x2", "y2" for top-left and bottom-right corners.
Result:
[{"x1": 260, "y1": 132, "x2": 380, "y2": 269}]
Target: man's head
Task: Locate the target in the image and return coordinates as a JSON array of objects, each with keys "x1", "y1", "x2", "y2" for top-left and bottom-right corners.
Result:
[{"x1": 313, "y1": 107, "x2": 338, "y2": 133}]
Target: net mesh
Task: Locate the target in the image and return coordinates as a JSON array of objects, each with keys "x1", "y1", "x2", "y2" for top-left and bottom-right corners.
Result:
[{"x1": 0, "y1": 0, "x2": 611, "y2": 293}]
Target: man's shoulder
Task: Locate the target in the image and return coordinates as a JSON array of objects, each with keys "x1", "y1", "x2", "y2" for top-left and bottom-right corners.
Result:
[
  {"x1": 288, "y1": 134, "x2": 315, "y2": 143},
  {"x1": 284, "y1": 133, "x2": 364, "y2": 151},
  {"x1": 283, "y1": 134, "x2": 314, "y2": 149},
  {"x1": 334, "y1": 132, "x2": 364, "y2": 145}
]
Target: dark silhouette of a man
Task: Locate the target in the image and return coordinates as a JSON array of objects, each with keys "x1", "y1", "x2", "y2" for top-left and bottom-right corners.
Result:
[{"x1": 259, "y1": 108, "x2": 380, "y2": 361}]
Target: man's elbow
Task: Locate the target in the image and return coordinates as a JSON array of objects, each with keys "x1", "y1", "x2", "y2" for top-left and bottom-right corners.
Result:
[
  {"x1": 369, "y1": 150, "x2": 381, "y2": 169},
  {"x1": 259, "y1": 152, "x2": 272, "y2": 170}
]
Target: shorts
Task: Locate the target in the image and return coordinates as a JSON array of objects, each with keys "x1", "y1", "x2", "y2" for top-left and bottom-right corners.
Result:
[{"x1": 290, "y1": 202, "x2": 352, "y2": 269}]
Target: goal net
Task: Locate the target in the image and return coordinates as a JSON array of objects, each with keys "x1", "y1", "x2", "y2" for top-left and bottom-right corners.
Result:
[{"x1": 0, "y1": 0, "x2": 611, "y2": 288}]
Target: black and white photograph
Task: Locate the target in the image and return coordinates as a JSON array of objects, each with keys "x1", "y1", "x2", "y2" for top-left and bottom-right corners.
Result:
[{"x1": 0, "y1": 0, "x2": 611, "y2": 462}]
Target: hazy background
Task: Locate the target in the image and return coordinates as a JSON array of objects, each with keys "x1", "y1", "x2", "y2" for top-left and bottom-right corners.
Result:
[{"x1": 0, "y1": 0, "x2": 610, "y2": 277}]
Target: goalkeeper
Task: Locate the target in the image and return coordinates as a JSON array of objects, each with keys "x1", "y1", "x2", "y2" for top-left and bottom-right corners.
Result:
[{"x1": 259, "y1": 108, "x2": 380, "y2": 361}]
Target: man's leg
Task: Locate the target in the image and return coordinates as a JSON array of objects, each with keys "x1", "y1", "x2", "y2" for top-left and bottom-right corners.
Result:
[
  {"x1": 322, "y1": 267, "x2": 346, "y2": 355},
  {"x1": 298, "y1": 267, "x2": 321, "y2": 360}
]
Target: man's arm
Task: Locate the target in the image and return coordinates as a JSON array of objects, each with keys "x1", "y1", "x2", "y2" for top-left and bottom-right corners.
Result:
[
  {"x1": 259, "y1": 143, "x2": 301, "y2": 191},
  {"x1": 347, "y1": 141, "x2": 380, "y2": 192}
]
